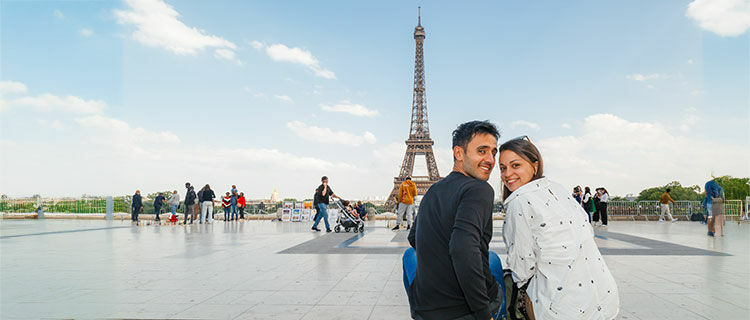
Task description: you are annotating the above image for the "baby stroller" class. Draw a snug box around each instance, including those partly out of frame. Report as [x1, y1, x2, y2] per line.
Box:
[332, 199, 365, 233]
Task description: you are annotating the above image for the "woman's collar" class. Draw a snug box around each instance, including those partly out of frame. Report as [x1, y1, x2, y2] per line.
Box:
[503, 177, 549, 205]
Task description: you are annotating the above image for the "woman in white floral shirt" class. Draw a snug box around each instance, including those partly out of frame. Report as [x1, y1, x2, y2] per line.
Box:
[499, 136, 619, 319]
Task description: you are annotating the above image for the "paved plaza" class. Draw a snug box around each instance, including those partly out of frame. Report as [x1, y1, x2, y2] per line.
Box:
[0, 219, 748, 319]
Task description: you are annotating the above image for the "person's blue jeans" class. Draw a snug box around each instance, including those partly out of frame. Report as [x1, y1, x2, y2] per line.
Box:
[402, 247, 506, 319]
[313, 203, 330, 230]
[231, 203, 238, 220]
[170, 204, 178, 216]
[224, 207, 230, 221]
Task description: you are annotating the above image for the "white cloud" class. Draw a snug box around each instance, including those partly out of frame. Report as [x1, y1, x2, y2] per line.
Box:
[54, 9, 64, 19]
[0, 81, 28, 96]
[510, 120, 540, 131]
[214, 48, 244, 65]
[79, 28, 93, 37]
[561, 123, 571, 129]
[286, 121, 376, 146]
[647, 84, 655, 89]
[76, 115, 180, 145]
[536, 113, 749, 196]
[8, 93, 106, 114]
[687, 59, 694, 64]
[686, 0, 750, 37]
[320, 101, 379, 117]
[274, 94, 293, 103]
[253, 42, 336, 79]
[626, 73, 662, 81]
[250, 40, 264, 50]
[114, 0, 237, 57]
[680, 107, 700, 132]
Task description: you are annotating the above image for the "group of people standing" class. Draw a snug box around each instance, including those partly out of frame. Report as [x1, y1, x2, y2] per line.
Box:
[129, 183, 246, 224]
[404, 121, 619, 320]
[573, 185, 610, 226]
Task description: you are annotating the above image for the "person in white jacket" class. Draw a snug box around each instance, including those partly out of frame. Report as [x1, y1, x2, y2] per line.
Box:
[499, 136, 619, 320]
[168, 190, 180, 218]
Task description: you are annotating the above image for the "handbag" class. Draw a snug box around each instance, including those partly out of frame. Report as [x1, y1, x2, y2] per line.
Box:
[503, 269, 535, 320]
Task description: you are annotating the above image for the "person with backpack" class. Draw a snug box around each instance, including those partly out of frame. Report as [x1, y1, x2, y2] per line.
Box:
[184, 183, 197, 224]
[499, 136, 619, 319]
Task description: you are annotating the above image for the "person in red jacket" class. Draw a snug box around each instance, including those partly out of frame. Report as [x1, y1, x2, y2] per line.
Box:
[238, 192, 246, 220]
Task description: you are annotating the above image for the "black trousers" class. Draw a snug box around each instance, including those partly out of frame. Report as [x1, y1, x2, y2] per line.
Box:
[154, 206, 161, 220]
[239, 206, 245, 219]
[131, 207, 140, 221]
[600, 202, 608, 225]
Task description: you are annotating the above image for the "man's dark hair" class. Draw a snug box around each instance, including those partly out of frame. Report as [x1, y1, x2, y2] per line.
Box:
[405, 177, 412, 181]
[666, 188, 671, 193]
[321, 176, 328, 182]
[185, 182, 191, 187]
[452, 120, 500, 150]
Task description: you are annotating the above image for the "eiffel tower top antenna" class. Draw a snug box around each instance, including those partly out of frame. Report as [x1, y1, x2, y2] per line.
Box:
[418, 7, 421, 26]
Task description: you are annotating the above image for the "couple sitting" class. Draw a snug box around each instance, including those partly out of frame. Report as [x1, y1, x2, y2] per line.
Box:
[403, 121, 620, 320]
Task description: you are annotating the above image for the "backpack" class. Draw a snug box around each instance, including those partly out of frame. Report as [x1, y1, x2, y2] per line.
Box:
[503, 269, 535, 320]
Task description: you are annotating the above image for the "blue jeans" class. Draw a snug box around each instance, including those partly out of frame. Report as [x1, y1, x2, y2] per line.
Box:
[231, 203, 238, 220]
[313, 203, 330, 230]
[224, 207, 230, 221]
[402, 247, 506, 319]
[170, 204, 178, 216]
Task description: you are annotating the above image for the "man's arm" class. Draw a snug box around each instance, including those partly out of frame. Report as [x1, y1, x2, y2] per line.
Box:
[448, 182, 494, 320]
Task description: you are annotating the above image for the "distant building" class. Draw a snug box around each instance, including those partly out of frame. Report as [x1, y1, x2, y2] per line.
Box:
[270, 188, 279, 202]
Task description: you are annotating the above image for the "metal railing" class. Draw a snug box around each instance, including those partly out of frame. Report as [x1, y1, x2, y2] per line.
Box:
[607, 200, 745, 217]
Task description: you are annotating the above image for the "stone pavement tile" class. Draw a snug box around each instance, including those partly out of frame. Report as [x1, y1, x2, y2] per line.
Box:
[376, 289, 409, 306]
[657, 293, 750, 320]
[203, 290, 276, 305]
[171, 303, 254, 319]
[368, 305, 412, 320]
[300, 305, 375, 320]
[106, 302, 194, 319]
[620, 293, 709, 320]
[261, 289, 329, 305]
[317, 290, 354, 306]
[234, 304, 312, 320]
[331, 279, 387, 292]
[281, 279, 340, 291]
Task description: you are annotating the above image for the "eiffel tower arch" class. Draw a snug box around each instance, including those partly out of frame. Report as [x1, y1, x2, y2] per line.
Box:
[385, 8, 442, 211]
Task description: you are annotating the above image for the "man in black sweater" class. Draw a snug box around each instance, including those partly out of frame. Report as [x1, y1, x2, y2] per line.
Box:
[407, 120, 501, 320]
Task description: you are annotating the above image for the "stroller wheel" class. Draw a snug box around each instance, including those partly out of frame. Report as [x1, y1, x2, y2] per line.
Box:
[359, 225, 364, 232]
[353, 227, 358, 233]
[345, 227, 351, 232]
[334, 226, 341, 233]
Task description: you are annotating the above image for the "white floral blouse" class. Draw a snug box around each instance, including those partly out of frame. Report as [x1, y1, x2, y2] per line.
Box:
[503, 178, 620, 319]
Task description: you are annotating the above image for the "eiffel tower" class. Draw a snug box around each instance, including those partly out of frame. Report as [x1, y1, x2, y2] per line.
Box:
[385, 8, 441, 211]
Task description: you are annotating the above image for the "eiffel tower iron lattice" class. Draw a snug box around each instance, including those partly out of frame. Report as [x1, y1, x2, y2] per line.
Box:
[385, 8, 442, 211]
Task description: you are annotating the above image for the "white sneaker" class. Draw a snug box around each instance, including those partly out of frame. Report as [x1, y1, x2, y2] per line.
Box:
[658, 219, 664, 222]
[671, 218, 677, 222]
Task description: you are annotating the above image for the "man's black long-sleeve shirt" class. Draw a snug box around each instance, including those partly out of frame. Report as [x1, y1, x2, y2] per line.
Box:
[407, 171, 498, 320]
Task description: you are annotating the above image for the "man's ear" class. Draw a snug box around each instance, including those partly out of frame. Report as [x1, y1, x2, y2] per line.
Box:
[453, 145, 465, 162]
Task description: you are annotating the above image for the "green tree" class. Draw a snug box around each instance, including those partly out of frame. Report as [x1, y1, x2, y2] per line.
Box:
[637, 181, 702, 201]
[713, 175, 750, 200]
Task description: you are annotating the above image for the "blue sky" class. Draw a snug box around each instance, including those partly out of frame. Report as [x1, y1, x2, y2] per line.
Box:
[1, 0, 748, 200]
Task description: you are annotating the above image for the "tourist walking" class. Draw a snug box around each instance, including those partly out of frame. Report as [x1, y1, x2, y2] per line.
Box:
[659, 188, 678, 222]
[200, 184, 215, 223]
[356, 201, 366, 220]
[238, 192, 246, 220]
[405, 121, 504, 320]
[222, 192, 231, 221]
[131, 190, 143, 222]
[392, 176, 418, 230]
[312, 176, 338, 232]
[499, 136, 619, 319]
[153, 192, 166, 221]
[168, 190, 180, 219]
[704, 179, 725, 236]
[184, 183, 197, 224]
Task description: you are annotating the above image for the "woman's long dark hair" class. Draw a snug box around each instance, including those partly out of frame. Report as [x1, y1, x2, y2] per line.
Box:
[499, 138, 544, 200]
